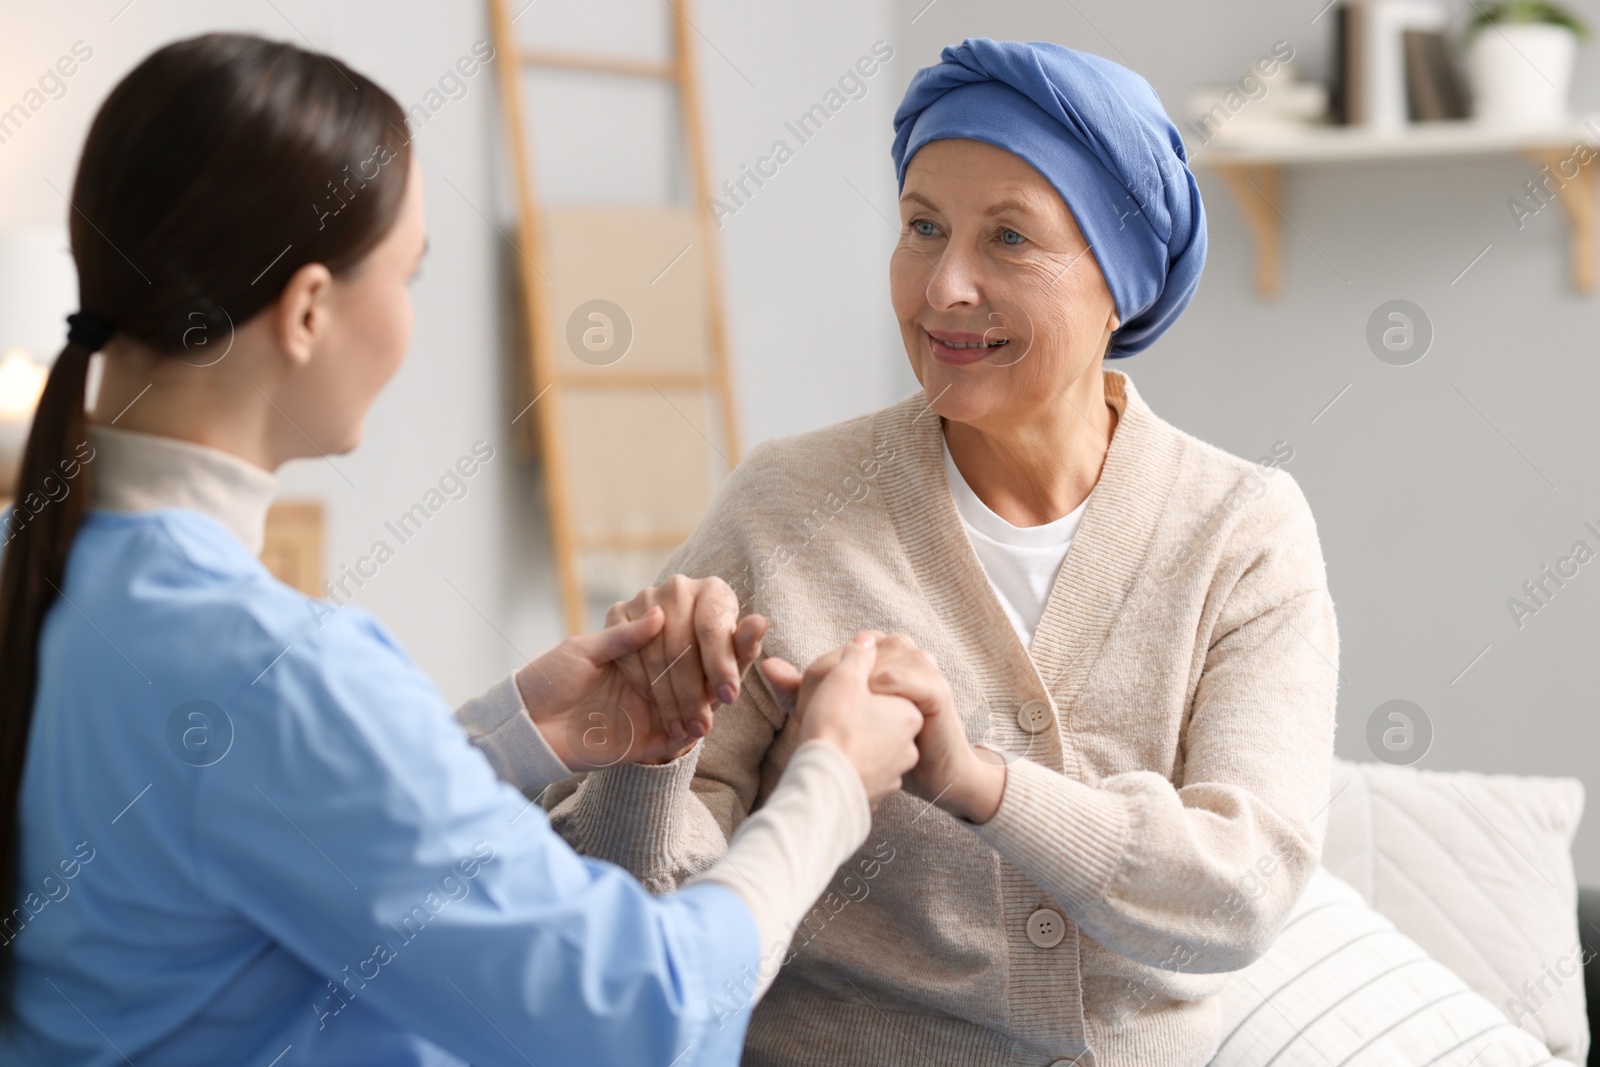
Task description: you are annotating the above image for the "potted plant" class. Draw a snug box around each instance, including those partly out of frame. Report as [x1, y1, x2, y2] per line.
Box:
[1465, 1, 1590, 124]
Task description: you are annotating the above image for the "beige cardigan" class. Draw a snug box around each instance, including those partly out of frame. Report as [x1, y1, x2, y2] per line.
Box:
[545, 368, 1339, 1067]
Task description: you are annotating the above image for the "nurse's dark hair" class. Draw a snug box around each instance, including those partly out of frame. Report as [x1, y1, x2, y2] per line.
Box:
[0, 32, 410, 1005]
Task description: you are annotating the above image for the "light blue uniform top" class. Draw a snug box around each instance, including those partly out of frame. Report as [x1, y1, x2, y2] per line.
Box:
[6, 500, 760, 1065]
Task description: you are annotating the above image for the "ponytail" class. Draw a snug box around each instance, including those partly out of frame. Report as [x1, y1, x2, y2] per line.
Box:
[0, 31, 410, 1010]
[0, 330, 96, 1000]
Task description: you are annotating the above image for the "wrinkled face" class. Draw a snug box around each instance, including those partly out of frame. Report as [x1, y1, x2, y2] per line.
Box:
[298, 153, 427, 454]
[890, 138, 1120, 426]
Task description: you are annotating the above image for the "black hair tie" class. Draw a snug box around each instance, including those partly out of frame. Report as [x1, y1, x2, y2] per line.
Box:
[65, 311, 115, 352]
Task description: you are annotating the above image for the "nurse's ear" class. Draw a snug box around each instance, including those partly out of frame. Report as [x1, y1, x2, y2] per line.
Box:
[267, 261, 336, 367]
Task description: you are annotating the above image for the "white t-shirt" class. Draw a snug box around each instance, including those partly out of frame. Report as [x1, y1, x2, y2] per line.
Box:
[941, 433, 1090, 647]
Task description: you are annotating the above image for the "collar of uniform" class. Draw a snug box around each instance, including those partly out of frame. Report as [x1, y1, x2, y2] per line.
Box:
[86, 424, 279, 556]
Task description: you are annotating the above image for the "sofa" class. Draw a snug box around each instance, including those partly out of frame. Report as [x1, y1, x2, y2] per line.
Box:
[1210, 758, 1594, 1067]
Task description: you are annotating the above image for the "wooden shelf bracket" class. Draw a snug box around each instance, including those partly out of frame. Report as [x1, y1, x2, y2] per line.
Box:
[1216, 163, 1284, 298]
[1195, 117, 1600, 297]
[1523, 147, 1597, 294]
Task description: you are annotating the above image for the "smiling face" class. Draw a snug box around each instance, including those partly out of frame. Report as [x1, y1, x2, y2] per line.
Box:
[890, 138, 1120, 428]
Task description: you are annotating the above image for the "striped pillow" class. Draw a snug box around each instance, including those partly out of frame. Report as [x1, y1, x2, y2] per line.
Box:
[1319, 758, 1587, 1063]
[1211, 867, 1572, 1067]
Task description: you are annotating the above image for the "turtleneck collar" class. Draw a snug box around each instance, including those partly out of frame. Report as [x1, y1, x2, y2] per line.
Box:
[86, 424, 279, 556]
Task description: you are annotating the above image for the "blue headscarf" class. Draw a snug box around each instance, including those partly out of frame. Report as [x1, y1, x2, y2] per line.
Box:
[891, 39, 1206, 359]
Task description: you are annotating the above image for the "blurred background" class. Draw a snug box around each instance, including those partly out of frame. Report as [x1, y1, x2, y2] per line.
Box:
[1, 0, 1596, 881]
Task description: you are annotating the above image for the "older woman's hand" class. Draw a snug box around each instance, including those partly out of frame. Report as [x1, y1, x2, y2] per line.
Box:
[761, 632, 1006, 823]
[603, 575, 768, 758]
[516, 576, 767, 769]
[759, 632, 923, 808]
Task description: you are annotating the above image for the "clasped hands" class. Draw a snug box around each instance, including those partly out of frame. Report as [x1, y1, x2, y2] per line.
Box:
[513, 574, 1005, 824]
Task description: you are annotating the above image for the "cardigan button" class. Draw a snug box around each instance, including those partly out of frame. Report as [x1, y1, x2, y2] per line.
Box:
[1026, 908, 1065, 948]
[1016, 699, 1053, 734]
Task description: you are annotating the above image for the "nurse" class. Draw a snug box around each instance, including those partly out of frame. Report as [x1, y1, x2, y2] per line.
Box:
[0, 32, 925, 1066]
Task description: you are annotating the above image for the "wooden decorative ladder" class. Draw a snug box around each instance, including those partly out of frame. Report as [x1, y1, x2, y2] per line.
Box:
[487, 0, 743, 635]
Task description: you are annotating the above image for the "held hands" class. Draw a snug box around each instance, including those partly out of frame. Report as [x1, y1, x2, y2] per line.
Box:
[758, 632, 922, 808]
[761, 632, 1006, 823]
[513, 567, 1003, 820]
[515, 575, 767, 770]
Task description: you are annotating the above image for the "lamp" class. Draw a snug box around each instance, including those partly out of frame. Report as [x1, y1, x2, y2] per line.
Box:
[0, 225, 76, 498]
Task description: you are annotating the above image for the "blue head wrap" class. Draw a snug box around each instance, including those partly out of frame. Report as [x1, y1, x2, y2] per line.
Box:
[890, 39, 1206, 359]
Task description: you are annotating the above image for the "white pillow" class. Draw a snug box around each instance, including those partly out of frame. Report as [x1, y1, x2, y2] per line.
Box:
[1211, 866, 1574, 1066]
[1319, 758, 1588, 1064]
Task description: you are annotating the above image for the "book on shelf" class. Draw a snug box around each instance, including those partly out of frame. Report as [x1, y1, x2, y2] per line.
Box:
[1330, 0, 1453, 129]
[1402, 28, 1468, 120]
[1331, 1, 1367, 124]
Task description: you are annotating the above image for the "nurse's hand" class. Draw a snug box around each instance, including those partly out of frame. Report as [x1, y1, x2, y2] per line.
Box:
[514, 607, 694, 769]
[761, 631, 1005, 823]
[601, 575, 768, 758]
[758, 632, 923, 807]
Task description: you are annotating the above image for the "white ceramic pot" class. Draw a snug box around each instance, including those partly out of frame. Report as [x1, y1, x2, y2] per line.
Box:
[1467, 22, 1578, 125]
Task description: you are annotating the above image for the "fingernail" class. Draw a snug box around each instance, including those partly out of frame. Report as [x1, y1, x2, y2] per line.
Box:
[668, 722, 684, 742]
[690, 720, 708, 738]
[718, 683, 737, 705]
[853, 632, 875, 646]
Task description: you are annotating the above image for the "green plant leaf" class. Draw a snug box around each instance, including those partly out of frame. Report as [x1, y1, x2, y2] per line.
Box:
[1464, 0, 1590, 41]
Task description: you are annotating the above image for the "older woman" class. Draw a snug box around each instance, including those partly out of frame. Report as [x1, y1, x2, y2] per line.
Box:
[546, 38, 1338, 1067]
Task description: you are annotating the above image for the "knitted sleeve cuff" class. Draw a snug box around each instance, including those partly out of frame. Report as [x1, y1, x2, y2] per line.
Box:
[967, 756, 1132, 916]
[452, 671, 571, 795]
[566, 741, 709, 873]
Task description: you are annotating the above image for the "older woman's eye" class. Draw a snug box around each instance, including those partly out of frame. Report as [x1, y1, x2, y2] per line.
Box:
[999, 228, 1026, 246]
[910, 219, 941, 238]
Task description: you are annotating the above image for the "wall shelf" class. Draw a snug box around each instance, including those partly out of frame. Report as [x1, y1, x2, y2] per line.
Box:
[1189, 115, 1600, 296]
